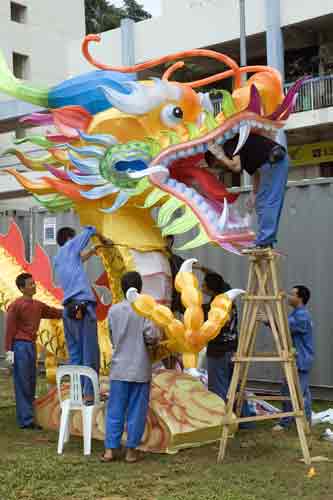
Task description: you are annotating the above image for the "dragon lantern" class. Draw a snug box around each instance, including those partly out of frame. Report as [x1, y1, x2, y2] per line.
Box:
[0, 35, 304, 373]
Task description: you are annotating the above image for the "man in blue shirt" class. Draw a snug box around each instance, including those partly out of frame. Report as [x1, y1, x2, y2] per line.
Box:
[273, 285, 314, 431]
[54, 226, 109, 402]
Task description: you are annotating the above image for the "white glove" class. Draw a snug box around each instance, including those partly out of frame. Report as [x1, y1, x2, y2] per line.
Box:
[5, 351, 14, 365]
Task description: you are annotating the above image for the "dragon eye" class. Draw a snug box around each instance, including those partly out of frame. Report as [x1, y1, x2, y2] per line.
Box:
[161, 104, 184, 128]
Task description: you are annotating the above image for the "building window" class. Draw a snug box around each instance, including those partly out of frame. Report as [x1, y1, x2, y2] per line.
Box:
[12, 52, 29, 79]
[43, 218, 57, 245]
[10, 2, 27, 23]
[320, 162, 333, 178]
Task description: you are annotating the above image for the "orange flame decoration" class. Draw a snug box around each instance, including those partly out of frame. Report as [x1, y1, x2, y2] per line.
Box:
[0, 222, 63, 302]
[0, 222, 110, 320]
[81, 34, 282, 90]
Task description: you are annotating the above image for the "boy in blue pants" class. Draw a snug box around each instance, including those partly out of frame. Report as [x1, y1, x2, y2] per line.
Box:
[54, 226, 110, 403]
[102, 272, 159, 463]
[5, 273, 63, 429]
[209, 134, 289, 248]
[273, 285, 314, 431]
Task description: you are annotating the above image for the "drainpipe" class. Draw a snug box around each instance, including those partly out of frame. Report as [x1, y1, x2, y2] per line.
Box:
[265, 0, 287, 147]
[239, 0, 251, 187]
[121, 18, 136, 78]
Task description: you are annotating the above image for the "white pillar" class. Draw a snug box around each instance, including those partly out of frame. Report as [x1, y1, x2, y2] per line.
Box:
[239, 0, 251, 187]
[120, 18, 136, 71]
[265, 0, 287, 147]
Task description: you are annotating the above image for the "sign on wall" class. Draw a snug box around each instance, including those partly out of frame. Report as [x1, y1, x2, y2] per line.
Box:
[289, 141, 333, 167]
[43, 217, 57, 245]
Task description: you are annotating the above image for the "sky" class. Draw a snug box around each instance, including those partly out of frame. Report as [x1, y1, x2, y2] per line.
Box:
[111, 0, 162, 17]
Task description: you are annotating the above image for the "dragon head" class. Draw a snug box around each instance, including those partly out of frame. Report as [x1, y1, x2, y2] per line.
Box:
[1, 35, 305, 254]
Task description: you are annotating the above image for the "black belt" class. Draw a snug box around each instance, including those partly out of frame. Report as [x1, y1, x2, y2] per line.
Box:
[269, 145, 286, 164]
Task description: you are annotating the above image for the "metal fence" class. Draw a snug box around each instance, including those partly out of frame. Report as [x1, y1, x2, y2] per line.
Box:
[284, 75, 333, 113]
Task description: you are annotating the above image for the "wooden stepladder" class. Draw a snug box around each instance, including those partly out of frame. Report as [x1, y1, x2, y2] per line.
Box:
[217, 248, 311, 465]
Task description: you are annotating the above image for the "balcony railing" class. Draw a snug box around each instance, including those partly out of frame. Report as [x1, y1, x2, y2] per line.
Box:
[211, 74, 333, 116]
[284, 75, 333, 113]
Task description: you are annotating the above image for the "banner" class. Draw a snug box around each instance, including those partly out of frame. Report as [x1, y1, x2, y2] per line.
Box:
[289, 141, 333, 167]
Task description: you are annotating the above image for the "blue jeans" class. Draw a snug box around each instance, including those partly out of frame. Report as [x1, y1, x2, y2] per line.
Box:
[279, 370, 312, 428]
[207, 352, 233, 401]
[13, 341, 37, 428]
[255, 154, 289, 246]
[105, 380, 150, 449]
[207, 353, 254, 422]
[63, 303, 100, 397]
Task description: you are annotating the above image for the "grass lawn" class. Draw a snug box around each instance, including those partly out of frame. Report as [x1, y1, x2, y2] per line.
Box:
[1, 370, 333, 500]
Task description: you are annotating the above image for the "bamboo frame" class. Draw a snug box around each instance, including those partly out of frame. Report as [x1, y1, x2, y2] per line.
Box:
[217, 248, 311, 464]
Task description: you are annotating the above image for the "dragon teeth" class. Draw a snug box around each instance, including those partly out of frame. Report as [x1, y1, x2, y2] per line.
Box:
[166, 178, 177, 188]
[207, 210, 217, 223]
[184, 187, 194, 198]
[193, 194, 205, 205]
[216, 136, 225, 145]
[195, 144, 205, 153]
[186, 147, 196, 156]
[174, 182, 187, 193]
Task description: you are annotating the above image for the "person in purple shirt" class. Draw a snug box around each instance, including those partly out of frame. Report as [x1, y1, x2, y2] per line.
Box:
[273, 285, 314, 431]
[54, 226, 109, 403]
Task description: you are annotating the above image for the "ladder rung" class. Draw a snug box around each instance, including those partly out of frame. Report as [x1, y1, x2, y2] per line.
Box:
[241, 248, 275, 255]
[235, 394, 291, 401]
[243, 295, 283, 301]
[222, 411, 304, 425]
[233, 356, 288, 362]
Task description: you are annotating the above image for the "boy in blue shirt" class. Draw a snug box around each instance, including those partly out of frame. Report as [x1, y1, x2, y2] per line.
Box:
[54, 226, 109, 403]
[273, 285, 314, 431]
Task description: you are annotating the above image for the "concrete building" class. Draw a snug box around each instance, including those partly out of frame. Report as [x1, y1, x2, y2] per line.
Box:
[0, 0, 85, 209]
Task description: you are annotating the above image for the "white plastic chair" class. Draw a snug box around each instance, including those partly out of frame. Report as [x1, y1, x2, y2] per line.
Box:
[56, 365, 100, 456]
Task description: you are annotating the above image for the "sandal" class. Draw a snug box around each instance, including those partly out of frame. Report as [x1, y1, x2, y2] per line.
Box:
[125, 450, 144, 463]
[100, 453, 114, 463]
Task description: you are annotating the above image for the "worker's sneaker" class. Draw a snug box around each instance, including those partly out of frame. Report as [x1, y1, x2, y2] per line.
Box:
[321, 428, 333, 442]
[272, 424, 286, 432]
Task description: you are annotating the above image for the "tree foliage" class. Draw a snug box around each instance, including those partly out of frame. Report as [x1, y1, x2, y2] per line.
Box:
[85, 0, 151, 34]
[122, 0, 151, 22]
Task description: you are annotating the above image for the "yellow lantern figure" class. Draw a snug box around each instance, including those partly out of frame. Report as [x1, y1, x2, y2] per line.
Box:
[127, 259, 244, 366]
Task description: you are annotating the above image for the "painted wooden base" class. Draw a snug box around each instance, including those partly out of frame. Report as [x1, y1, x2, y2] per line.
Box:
[35, 370, 234, 454]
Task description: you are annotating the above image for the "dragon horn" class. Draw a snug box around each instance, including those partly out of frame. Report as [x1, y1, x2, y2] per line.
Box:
[225, 289, 245, 301]
[179, 259, 198, 273]
[0, 50, 49, 107]
[126, 287, 140, 303]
